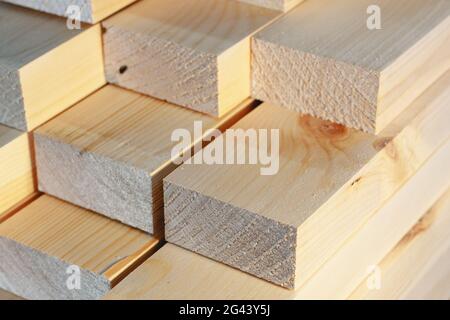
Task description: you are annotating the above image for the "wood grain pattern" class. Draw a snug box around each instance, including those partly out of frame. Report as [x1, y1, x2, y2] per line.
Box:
[34, 85, 256, 234]
[0, 2, 105, 131]
[3, 0, 137, 23]
[0, 125, 35, 220]
[164, 71, 450, 289]
[350, 189, 450, 300]
[0, 195, 160, 300]
[238, 0, 303, 11]
[106, 149, 450, 300]
[252, 0, 450, 133]
[102, 0, 279, 116]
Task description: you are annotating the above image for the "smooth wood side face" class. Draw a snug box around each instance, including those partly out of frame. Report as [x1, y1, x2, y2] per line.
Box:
[20, 24, 106, 130]
[164, 72, 450, 288]
[376, 16, 450, 132]
[293, 137, 450, 298]
[238, 0, 303, 11]
[103, 0, 279, 116]
[0, 126, 35, 219]
[0, 195, 159, 300]
[3, 0, 137, 23]
[34, 85, 254, 233]
[251, 0, 450, 133]
[350, 189, 450, 300]
[0, 3, 105, 130]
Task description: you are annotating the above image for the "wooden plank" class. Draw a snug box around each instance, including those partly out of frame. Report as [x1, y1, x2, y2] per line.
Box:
[102, 0, 280, 117]
[164, 71, 450, 289]
[0, 2, 105, 131]
[350, 189, 450, 300]
[0, 125, 35, 221]
[34, 85, 256, 235]
[252, 0, 450, 133]
[238, 0, 303, 11]
[0, 288, 23, 300]
[0, 195, 160, 300]
[105, 134, 450, 299]
[3, 0, 137, 23]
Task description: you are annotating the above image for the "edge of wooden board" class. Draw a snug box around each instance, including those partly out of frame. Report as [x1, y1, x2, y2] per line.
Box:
[163, 71, 450, 288]
[0, 195, 161, 300]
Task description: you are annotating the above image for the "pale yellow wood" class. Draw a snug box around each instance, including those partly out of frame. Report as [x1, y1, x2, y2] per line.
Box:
[3, 0, 137, 23]
[0, 288, 22, 300]
[164, 71, 450, 288]
[0, 195, 160, 300]
[102, 0, 280, 116]
[350, 189, 450, 300]
[106, 141, 450, 299]
[0, 125, 35, 220]
[34, 85, 256, 234]
[238, 0, 303, 11]
[252, 0, 450, 133]
[0, 2, 106, 131]
[292, 138, 450, 299]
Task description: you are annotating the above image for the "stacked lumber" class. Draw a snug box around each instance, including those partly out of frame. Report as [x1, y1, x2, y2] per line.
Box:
[252, 0, 450, 133]
[0, 125, 35, 222]
[102, 0, 280, 116]
[164, 72, 450, 289]
[0, 195, 160, 300]
[0, 2, 105, 131]
[350, 190, 450, 300]
[34, 86, 255, 234]
[0, 0, 448, 301]
[106, 189, 450, 300]
[2, 0, 137, 23]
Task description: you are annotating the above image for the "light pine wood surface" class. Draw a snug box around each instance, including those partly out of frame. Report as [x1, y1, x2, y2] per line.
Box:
[106, 154, 450, 300]
[252, 0, 450, 133]
[0, 125, 35, 220]
[0, 2, 105, 131]
[3, 0, 137, 23]
[102, 0, 279, 116]
[0, 195, 160, 300]
[34, 85, 256, 234]
[351, 189, 450, 300]
[164, 71, 450, 289]
[238, 0, 303, 11]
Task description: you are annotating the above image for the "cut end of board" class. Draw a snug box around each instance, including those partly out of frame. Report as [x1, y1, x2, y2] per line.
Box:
[164, 181, 298, 289]
[251, 0, 450, 133]
[0, 195, 159, 300]
[102, 0, 279, 116]
[3, 0, 138, 23]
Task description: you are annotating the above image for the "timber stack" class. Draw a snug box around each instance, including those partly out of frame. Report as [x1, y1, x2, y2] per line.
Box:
[0, 0, 449, 300]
